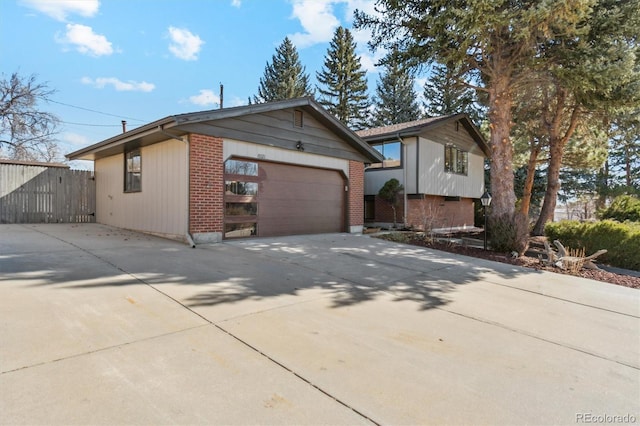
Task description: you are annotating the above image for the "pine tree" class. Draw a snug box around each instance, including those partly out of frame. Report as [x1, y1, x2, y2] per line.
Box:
[355, 0, 595, 223]
[253, 37, 312, 103]
[423, 63, 483, 125]
[371, 57, 420, 126]
[316, 26, 370, 130]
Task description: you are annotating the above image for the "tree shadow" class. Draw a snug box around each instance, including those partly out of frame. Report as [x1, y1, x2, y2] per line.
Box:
[1, 225, 544, 314]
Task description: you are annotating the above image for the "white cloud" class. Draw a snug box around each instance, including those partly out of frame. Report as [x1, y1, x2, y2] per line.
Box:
[82, 77, 155, 92]
[288, 0, 340, 48]
[168, 26, 204, 61]
[57, 23, 113, 56]
[62, 132, 91, 147]
[231, 0, 241, 7]
[20, 0, 99, 21]
[188, 89, 220, 106]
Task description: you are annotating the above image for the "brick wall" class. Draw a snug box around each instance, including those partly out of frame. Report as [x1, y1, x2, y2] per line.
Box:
[373, 194, 405, 224]
[369, 193, 474, 230]
[406, 195, 474, 230]
[348, 161, 364, 226]
[189, 134, 223, 235]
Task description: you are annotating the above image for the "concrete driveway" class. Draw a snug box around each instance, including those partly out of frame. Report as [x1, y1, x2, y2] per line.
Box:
[1, 224, 638, 425]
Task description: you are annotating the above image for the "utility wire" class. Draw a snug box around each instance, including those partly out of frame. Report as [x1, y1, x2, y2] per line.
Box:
[61, 121, 121, 127]
[43, 97, 147, 122]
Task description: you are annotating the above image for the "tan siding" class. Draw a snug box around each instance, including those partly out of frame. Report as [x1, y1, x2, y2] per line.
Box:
[423, 121, 485, 156]
[418, 136, 484, 198]
[95, 139, 187, 240]
[223, 139, 349, 176]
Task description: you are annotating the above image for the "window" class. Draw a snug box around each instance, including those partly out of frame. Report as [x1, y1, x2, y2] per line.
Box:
[225, 202, 258, 216]
[224, 159, 259, 239]
[444, 145, 468, 175]
[225, 223, 257, 238]
[370, 141, 402, 169]
[124, 149, 141, 192]
[225, 160, 258, 176]
[225, 181, 258, 195]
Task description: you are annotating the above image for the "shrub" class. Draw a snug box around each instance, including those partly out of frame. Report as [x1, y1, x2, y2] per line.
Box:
[598, 195, 640, 222]
[545, 220, 640, 271]
[488, 211, 530, 255]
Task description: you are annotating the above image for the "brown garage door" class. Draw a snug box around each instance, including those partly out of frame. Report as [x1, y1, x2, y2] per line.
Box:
[224, 159, 345, 238]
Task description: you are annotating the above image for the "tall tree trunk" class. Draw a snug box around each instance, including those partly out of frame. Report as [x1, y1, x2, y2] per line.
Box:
[488, 75, 516, 219]
[532, 91, 581, 235]
[533, 140, 564, 235]
[519, 142, 541, 218]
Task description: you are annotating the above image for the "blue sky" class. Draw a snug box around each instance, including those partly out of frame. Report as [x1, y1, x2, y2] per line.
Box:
[1, 0, 410, 167]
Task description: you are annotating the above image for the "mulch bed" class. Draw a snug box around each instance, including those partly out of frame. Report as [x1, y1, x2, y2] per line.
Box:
[375, 232, 640, 289]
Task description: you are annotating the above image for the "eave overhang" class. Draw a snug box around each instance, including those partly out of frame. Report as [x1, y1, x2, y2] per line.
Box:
[66, 97, 383, 163]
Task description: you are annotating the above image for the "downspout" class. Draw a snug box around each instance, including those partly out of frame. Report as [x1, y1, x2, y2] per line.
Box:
[158, 126, 196, 248]
[397, 132, 408, 228]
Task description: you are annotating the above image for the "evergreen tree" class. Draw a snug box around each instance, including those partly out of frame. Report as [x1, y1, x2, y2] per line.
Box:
[530, 0, 640, 235]
[423, 63, 483, 125]
[608, 110, 640, 193]
[253, 37, 312, 103]
[356, 0, 596, 223]
[371, 57, 420, 126]
[316, 26, 370, 129]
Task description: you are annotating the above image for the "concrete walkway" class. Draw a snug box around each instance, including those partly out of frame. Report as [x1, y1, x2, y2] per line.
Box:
[1, 224, 638, 425]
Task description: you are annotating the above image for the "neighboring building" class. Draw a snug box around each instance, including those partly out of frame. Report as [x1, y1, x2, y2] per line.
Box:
[357, 114, 490, 231]
[66, 97, 382, 244]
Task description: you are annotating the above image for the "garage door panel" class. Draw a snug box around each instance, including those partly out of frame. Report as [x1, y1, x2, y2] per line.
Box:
[258, 161, 344, 237]
[224, 159, 345, 238]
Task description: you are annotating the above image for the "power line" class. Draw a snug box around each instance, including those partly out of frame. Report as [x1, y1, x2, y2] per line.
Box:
[43, 98, 147, 122]
[61, 121, 121, 127]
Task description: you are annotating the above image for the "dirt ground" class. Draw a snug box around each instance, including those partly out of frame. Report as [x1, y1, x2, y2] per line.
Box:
[375, 232, 640, 289]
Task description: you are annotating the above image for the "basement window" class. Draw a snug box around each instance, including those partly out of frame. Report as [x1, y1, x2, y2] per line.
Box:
[124, 149, 141, 192]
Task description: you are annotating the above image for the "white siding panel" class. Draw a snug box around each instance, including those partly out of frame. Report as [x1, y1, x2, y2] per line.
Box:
[95, 139, 187, 240]
[418, 137, 484, 198]
[223, 139, 349, 176]
[364, 168, 404, 195]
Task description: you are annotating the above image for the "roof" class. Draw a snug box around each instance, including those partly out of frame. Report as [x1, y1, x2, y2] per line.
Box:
[356, 114, 490, 157]
[66, 97, 383, 163]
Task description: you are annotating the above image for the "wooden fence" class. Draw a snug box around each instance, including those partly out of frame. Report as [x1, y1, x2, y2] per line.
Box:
[0, 162, 96, 224]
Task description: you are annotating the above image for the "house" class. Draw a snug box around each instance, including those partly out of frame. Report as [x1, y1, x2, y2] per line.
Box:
[66, 97, 382, 245]
[356, 114, 490, 231]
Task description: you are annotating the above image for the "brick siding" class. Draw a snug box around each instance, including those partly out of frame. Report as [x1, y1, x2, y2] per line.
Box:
[348, 161, 364, 226]
[189, 134, 223, 234]
[369, 193, 474, 230]
[406, 195, 474, 230]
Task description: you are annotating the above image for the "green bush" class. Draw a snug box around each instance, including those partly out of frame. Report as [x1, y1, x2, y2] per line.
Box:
[545, 220, 640, 271]
[488, 212, 530, 255]
[598, 195, 640, 222]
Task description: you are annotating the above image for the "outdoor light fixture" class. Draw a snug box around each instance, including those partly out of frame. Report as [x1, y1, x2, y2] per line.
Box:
[480, 191, 492, 250]
[296, 141, 304, 151]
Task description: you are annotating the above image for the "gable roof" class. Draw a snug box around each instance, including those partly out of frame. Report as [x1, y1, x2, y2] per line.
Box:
[66, 97, 383, 163]
[356, 114, 490, 157]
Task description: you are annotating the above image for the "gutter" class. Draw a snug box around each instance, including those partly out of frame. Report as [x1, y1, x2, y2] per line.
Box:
[397, 132, 408, 228]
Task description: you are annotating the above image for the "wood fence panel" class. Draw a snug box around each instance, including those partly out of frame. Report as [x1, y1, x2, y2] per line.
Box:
[0, 164, 95, 224]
